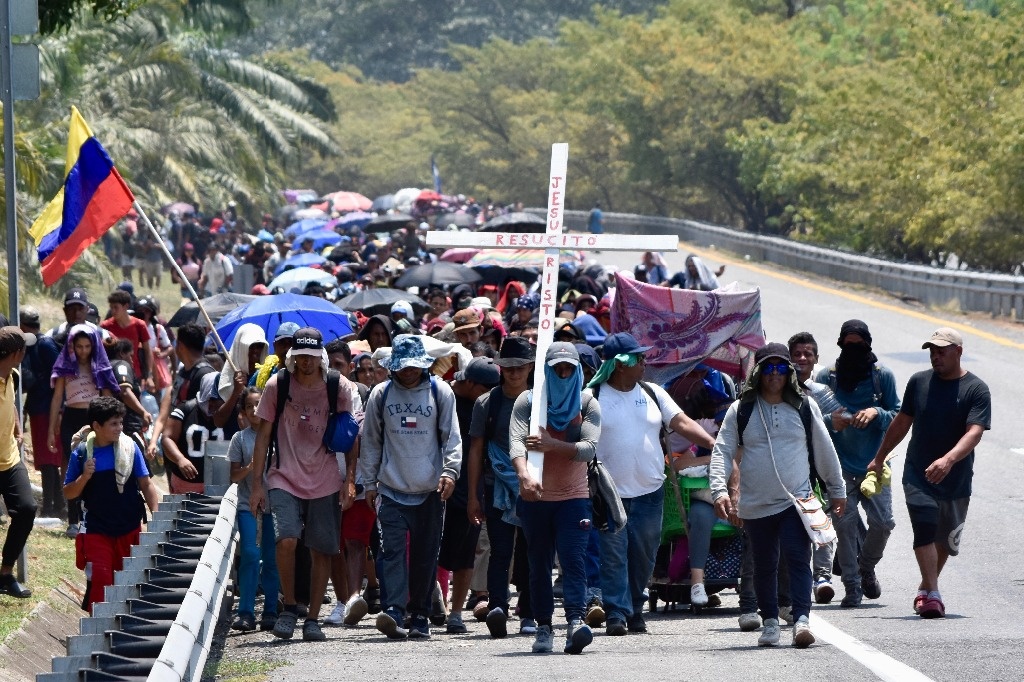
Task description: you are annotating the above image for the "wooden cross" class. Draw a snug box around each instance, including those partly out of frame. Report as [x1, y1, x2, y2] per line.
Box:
[426, 144, 678, 480]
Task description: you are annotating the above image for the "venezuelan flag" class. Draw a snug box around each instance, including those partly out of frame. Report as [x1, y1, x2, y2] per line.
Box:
[30, 106, 135, 286]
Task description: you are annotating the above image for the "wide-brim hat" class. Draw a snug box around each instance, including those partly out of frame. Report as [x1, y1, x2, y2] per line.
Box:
[383, 334, 435, 372]
[494, 335, 536, 367]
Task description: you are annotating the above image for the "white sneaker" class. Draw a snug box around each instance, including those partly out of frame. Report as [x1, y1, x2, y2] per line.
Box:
[343, 595, 368, 625]
[792, 615, 815, 648]
[738, 612, 762, 631]
[778, 605, 794, 625]
[758, 618, 781, 647]
[323, 601, 346, 626]
[690, 583, 709, 607]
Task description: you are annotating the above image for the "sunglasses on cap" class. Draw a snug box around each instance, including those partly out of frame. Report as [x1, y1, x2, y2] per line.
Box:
[761, 363, 790, 376]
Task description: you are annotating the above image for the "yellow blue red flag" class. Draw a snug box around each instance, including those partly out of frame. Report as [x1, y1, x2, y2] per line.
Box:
[30, 106, 135, 286]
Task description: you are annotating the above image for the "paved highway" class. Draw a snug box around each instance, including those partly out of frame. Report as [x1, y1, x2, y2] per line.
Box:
[208, 241, 1021, 682]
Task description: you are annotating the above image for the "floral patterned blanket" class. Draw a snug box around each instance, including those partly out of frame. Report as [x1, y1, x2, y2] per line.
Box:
[610, 274, 765, 385]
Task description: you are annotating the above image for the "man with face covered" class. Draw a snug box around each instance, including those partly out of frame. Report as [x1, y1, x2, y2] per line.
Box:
[815, 320, 901, 608]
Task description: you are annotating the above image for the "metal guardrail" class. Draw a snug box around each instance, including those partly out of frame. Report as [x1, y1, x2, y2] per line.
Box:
[546, 209, 1024, 319]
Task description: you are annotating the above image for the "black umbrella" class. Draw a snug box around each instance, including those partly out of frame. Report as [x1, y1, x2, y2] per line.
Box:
[471, 265, 540, 286]
[394, 261, 482, 289]
[166, 293, 258, 327]
[435, 212, 477, 229]
[367, 212, 414, 230]
[337, 288, 430, 317]
[479, 211, 547, 233]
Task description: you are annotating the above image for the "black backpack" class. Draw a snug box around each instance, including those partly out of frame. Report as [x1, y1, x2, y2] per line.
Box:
[268, 368, 343, 469]
[735, 397, 822, 488]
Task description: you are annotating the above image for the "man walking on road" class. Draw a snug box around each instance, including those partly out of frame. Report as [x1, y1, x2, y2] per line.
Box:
[249, 328, 358, 642]
[816, 321, 901, 608]
[360, 335, 462, 641]
[869, 328, 990, 619]
[589, 332, 716, 635]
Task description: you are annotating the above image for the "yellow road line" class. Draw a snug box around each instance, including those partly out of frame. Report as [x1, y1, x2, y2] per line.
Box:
[677, 241, 1024, 351]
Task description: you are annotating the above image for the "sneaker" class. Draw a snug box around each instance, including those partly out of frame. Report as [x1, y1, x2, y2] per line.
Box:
[564, 620, 593, 654]
[430, 582, 449, 626]
[473, 599, 491, 621]
[913, 591, 927, 615]
[778, 605, 794, 625]
[585, 598, 606, 626]
[302, 619, 326, 641]
[363, 586, 382, 615]
[918, 596, 945, 619]
[65, 523, 80, 539]
[272, 610, 298, 640]
[814, 579, 835, 604]
[343, 595, 368, 625]
[738, 612, 762, 632]
[690, 583, 709, 607]
[520, 618, 538, 635]
[486, 606, 508, 638]
[323, 601, 346, 626]
[376, 608, 409, 639]
[627, 613, 647, 633]
[861, 569, 882, 600]
[707, 593, 722, 608]
[758, 618, 781, 647]
[792, 615, 815, 648]
[259, 612, 277, 631]
[532, 624, 554, 653]
[446, 612, 467, 634]
[606, 618, 627, 636]
[841, 589, 863, 608]
[231, 612, 256, 632]
[0, 574, 32, 599]
[408, 615, 431, 639]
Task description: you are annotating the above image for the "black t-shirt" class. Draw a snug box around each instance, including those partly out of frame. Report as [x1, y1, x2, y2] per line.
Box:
[902, 370, 991, 499]
[112, 359, 144, 436]
[165, 399, 237, 481]
[450, 394, 477, 509]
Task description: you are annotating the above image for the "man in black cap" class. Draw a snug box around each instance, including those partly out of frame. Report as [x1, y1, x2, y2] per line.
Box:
[46, 288, 104, 348]
[815, 320, 901, 608]
[0, 326, 37, 598]
[467, 335, 537, 638]
[441, 357, 501, 634]
[589, 332, 716, 635]
[249, 327, 359, 642]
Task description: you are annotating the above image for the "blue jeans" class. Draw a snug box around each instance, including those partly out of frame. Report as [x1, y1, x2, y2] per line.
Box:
[686, 500, 716, 570]
[518, 497, 590, 624]
[598, 487, 663, 621]
[744, 506, 812, 621]
[236, 509, 280, 617]
[377, 493, 444, 618]
[834, 472, 894, 593]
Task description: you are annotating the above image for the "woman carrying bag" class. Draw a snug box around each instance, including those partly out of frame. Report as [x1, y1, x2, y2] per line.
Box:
[709, 343, 847, 649]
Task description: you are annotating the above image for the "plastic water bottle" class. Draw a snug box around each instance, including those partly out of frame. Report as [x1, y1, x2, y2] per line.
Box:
[804, 381, 853, 420]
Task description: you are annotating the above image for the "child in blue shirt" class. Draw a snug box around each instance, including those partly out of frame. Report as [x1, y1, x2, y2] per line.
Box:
[64, 397, 161, 613]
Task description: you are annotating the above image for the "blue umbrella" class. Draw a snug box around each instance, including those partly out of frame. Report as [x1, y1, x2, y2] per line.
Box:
[257, 229, 275, 242]
[294, 228, 343, 251]
[284, 218, 328, 239]
[333, 211, 374, 231]
[267, 266, 337, 293]
[215, 293, 353, 348]
[275, 252, 328, 275]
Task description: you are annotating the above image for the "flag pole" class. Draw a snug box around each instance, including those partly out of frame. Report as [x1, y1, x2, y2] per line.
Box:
[132, 201, 238, 373]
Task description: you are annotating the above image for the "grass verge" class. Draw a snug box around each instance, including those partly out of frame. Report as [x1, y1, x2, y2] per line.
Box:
[204, 658, 288, 682]
[0, 523, 79, 642]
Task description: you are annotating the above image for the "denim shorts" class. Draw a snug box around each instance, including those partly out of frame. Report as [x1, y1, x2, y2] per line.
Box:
[269, 488, 341, 555]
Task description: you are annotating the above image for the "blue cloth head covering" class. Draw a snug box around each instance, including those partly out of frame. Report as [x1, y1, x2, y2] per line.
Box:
[544, 363, 583, 431]
[50, 324, 119, 393]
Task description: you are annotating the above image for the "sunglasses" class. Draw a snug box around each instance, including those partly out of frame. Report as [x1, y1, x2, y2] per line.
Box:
[761, 363, 790, 376]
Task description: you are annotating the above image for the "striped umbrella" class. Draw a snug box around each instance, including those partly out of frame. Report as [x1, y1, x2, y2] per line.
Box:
[466, 249, 582, 269]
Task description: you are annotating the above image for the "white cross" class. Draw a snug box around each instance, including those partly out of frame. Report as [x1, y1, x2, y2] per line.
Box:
[427, 144, 678, 480]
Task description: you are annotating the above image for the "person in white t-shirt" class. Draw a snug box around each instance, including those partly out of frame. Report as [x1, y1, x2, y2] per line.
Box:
[588, 332, 715, 636]
[198, 242, 233, 296]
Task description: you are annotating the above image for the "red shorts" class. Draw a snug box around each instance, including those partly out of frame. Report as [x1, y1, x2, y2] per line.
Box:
[30, 413, 62, 468]
[341, 499, 376, 545]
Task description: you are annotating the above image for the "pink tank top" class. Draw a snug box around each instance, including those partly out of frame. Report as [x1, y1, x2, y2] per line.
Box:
[64, 372, 100, 406]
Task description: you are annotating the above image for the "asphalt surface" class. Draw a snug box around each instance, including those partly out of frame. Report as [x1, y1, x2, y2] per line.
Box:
[208, 242, 1023, 682]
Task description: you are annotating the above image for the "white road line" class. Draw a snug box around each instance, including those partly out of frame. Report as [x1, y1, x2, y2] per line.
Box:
[812, 614, 936, 682]
[1010, 448, 1024, 456]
